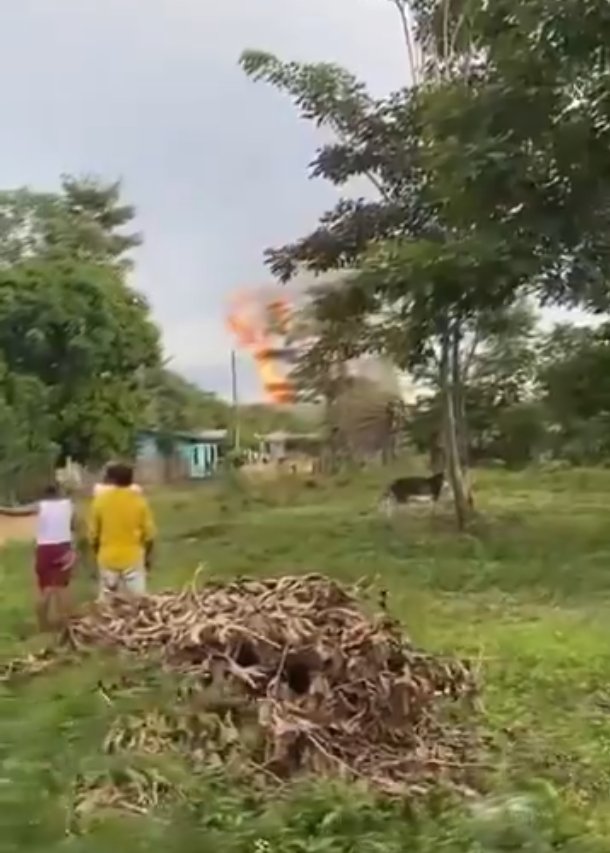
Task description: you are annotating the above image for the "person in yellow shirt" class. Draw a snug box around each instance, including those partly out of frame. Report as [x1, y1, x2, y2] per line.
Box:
[88, 462, 156, 597]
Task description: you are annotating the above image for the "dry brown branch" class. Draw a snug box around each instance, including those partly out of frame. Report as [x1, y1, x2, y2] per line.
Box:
[64, 574, 482, 799]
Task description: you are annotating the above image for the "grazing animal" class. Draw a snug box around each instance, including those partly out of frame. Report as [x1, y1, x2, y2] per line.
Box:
[379, 472, 445, 516]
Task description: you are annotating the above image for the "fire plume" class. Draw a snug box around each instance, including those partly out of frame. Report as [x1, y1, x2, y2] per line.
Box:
[226, 289, 296, 405]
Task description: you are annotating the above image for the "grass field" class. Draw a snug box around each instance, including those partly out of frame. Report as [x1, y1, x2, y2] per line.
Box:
[2, 466, 610, 851]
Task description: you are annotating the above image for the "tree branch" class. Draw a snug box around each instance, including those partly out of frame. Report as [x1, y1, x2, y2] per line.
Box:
[462, 323, 482, 382]
[389, 0, 420, 85]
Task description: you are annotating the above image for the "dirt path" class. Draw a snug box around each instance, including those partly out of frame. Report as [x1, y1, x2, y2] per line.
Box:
[0, 514, 36, 546]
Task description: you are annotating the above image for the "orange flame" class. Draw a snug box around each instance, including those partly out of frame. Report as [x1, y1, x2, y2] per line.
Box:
[226, 289, 296, 404]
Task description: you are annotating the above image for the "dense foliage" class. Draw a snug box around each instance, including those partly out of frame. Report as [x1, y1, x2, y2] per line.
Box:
[0, 178, 161, 498]
[406, 309, 602, 468]
[241, 0, 610, 522]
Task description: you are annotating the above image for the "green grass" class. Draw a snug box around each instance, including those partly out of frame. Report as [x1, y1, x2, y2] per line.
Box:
[3, 466, 610, 850]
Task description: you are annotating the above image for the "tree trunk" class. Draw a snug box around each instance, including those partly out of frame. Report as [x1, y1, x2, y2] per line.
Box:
[451, 321, 474, 508]
[323, 387, 340, 474]
[381, 402, 394, 465]
[430, 433, 445, 474]
[451, 321, 469, 469]
[440, 326, 470, 531]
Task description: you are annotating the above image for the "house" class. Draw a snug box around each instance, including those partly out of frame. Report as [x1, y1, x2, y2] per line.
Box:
[256, 431, 322, 471]
[135, 428, 228, 484]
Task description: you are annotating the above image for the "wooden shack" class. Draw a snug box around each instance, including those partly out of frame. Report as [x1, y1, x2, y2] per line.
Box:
[135, 428, 227, 484]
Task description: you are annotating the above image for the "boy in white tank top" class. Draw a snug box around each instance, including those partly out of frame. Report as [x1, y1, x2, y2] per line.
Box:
[35, 483, 75, 630]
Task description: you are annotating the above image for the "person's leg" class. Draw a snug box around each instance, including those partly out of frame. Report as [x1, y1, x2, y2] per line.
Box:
[36, 587, 53, 631]
[34, 546, 53, 631]
[98, 568, 119, 601]
[46, 588, 61, 630]
[123, 566, 146, 596]
[54, 586, 72, 626]
[52, 548, 74, 627]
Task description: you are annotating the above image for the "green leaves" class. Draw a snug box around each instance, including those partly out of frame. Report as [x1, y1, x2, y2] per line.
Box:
[0, 179, 162, 470]
[418, 0, 610, 303]
[240, 51, 372, 133]
[241, 51, 428, 286]
[536, 322, 610, 463]
[240, 3, 610, 496]
[0, 260, 160, 464]
[0, 177, 141, 271]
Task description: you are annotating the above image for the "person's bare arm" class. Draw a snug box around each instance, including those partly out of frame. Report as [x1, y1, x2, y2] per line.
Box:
[88, 500, 101, 559]
[71, 503, 83, 542]
[141, 500, 157, 571]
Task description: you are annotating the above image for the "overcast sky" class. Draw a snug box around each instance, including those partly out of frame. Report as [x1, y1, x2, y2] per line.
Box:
[0, 0, 411, 400]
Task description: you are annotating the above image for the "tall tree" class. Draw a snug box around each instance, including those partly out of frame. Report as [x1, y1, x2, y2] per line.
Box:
[289, 282, 371, 397]
[411, 0, 610, 308]
[0, 176, 141, 270]
[239, 47, 491, 526]
[0, 259, 160, 464]
[408, 302, 544, 466]
[286, 282, 403, 467]
[51, 175, 142, 268]
[241, 0, 610, 526]
[0, 176, 159, 470]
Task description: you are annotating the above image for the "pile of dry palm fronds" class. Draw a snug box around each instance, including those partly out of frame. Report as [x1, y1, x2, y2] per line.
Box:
[0, 647, 67, 683]
[66, 574, 482, 797]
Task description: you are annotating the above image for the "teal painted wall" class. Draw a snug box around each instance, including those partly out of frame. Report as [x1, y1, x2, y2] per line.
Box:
[176, 440, 218, 479]
[136, 433, 221, 479]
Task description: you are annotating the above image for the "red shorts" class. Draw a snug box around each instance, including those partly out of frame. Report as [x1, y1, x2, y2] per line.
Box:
[35, 543, 74, 590]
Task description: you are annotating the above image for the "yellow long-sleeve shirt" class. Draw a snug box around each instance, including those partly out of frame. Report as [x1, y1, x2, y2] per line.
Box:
[88, 488, 156, 571]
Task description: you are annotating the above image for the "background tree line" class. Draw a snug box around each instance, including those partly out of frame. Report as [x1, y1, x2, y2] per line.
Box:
[284, 287, 610, 471]
[405, 305, 610, 469]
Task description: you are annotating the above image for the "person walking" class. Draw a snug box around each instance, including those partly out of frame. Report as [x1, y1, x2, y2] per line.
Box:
[88, 463, 156, 598]
[93, 461, 142, 497]
[34, 483, 76, 630]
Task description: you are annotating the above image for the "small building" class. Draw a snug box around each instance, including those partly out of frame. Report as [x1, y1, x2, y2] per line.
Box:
[256, 430, 322, 470]
[135, 428, 228, 484]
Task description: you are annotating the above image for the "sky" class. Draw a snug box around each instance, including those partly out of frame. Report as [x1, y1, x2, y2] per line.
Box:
[0, 0, 413, 400]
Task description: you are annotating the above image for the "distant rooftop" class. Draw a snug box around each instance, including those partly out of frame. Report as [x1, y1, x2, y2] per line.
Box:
[256, 430, 322, 442]
[139, 427, 228, 442]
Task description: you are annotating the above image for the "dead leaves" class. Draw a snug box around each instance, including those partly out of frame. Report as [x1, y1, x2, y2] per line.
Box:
[2, 575, 483, 817]
[73, 766, 174, 820]
[65, 574, 482, 802]
[0, 646, 67, 683]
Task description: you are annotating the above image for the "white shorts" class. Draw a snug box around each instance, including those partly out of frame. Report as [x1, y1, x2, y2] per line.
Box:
[98, 565, 146, 597]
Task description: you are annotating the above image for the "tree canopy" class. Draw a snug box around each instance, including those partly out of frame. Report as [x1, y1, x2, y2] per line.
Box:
[0, 177, 159, 477]
[0, 176, 141, 270]
[241, 0, 610, 525]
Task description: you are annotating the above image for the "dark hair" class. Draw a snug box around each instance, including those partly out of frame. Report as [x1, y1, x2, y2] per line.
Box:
[102, 460, 120, 483]
[111, 463, 134, 488]
[43, 483, 59, 499]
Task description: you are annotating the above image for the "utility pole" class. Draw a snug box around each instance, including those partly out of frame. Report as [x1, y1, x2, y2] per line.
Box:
[230, 349, 240, 451]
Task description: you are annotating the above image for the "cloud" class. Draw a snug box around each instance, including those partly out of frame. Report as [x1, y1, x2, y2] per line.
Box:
[0, 0, 409, 398]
